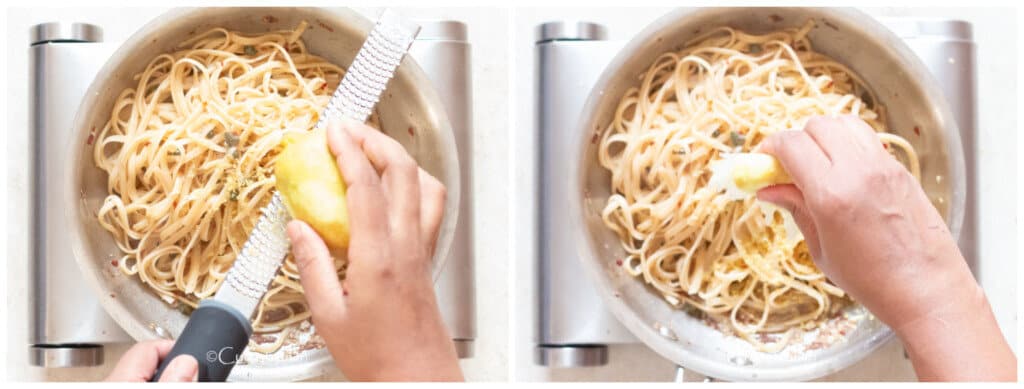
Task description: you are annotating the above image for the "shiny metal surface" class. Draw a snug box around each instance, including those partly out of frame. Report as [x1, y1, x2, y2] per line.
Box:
[567, 8, 965, 381]
[452, 339, 475, 359]
[65, 8, 460, 381]
[214, 193, 291, 319]
[30, 22, 102, 44]
[29, 346, 104, 368]
[417, 20, 468, 41]
[537, 21, 607, 42]
[535, 346, 608, 367]
[536, 35, 634, 356]
[411, 20, 477, 358]
[28, 24, 130, 368]
[883, 18, 978, 278]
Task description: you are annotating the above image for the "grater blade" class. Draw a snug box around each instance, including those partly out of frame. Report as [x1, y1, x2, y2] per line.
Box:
[213, 9, 422, 318]
[316, 9, 421, 127]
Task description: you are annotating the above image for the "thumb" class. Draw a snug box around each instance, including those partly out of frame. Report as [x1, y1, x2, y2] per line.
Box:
[757, 184, 822, 259]
[157, 355, 198, 382]
[287, 220, 347, 323]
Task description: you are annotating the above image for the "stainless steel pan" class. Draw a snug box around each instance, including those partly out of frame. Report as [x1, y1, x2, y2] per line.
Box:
[65, 7, 460, 381]
[569, 7, 965, 381]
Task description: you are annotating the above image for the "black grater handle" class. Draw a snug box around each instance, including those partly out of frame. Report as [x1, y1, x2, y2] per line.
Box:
[150, 299, 252, 382]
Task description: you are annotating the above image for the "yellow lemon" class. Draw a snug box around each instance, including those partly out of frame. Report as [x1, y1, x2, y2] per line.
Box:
[731, 153, 791, 193]
[274, 128, 350, 249]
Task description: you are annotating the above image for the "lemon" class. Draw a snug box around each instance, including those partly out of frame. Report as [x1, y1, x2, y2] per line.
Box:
[731, 153, 791, 193]
[709, 153, 792, 200]
[274, 128, 350, 249]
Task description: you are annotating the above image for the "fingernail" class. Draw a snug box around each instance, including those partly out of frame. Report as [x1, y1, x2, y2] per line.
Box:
[286, 221, 303, 241]
[294, 242, 311, 262]
[287, 222, 312, 247]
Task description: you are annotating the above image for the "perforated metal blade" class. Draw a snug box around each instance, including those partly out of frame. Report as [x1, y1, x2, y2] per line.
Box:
[214, 9, 421, 318]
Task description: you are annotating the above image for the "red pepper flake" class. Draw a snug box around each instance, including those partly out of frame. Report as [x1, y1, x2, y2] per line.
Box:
[86, 126, 97, 145]
[615, 259, 624, 266]
[110, 259, 118, 267]
[262, 15, 279, 24]
[407, 126, 415, 137]
[317, 20, 334, 33]
[320, 83, 328, 91]
[913, 126, 921, 136]
[882, 142, 889, 150]
[591, 133, 600, 144]
[109, 293, 116, 298]
[342, 289, 349, 296]
[825, 81, 834, 88]
[769, 14, 783, 23]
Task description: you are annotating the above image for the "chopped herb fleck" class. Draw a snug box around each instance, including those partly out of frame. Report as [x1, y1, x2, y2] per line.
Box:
[229, 189, 239, 201]
[224, 132, 240, 148]
[748, 43, 763, 54]
[243, 45, 257, 56]
[711, 129, 721, 137]
[169, 149, 182, 156]
[178, 304, 195, 315]
[206, 129, 216, 139]
[730, 131, 746, 147]
[682, 303, 704, 318]
[673, 148, 686, 155]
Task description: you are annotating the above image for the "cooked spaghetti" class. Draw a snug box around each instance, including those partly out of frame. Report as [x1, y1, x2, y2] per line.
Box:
[598, 21, 920, 351]
[93, 23, 370, 353]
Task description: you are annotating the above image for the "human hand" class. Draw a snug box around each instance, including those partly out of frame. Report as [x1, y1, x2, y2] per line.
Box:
[757, 115, 1013, 381]
[755, 115, 969, 328]
[286, 119, 462, 381]
[104, 340, 198, 382]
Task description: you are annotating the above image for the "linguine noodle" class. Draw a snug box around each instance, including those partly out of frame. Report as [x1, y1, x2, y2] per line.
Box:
[94, 23, 372, 353]
[598, 21, 920, 351]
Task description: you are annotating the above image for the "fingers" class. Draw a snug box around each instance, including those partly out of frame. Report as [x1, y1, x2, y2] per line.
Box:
[157, 355, 198, 382]
[757, 184, 822, 259]
[327, 119, 381, 189]
[804, 115, 884, 165]
[326, 118, 441, 268]
[327, 120, 388, 242]
[287, 220, 347, 322]
[759, 129, 831, 193]
[342, 120, 422, 236]
[418, 168, 447, 257]
[105, 339, 174, 381]
[838, 114, 888, 153]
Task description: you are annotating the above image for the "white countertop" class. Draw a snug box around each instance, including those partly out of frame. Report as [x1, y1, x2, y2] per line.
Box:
[510, 6, 1017, 382]
[3, 6, 509, 382]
